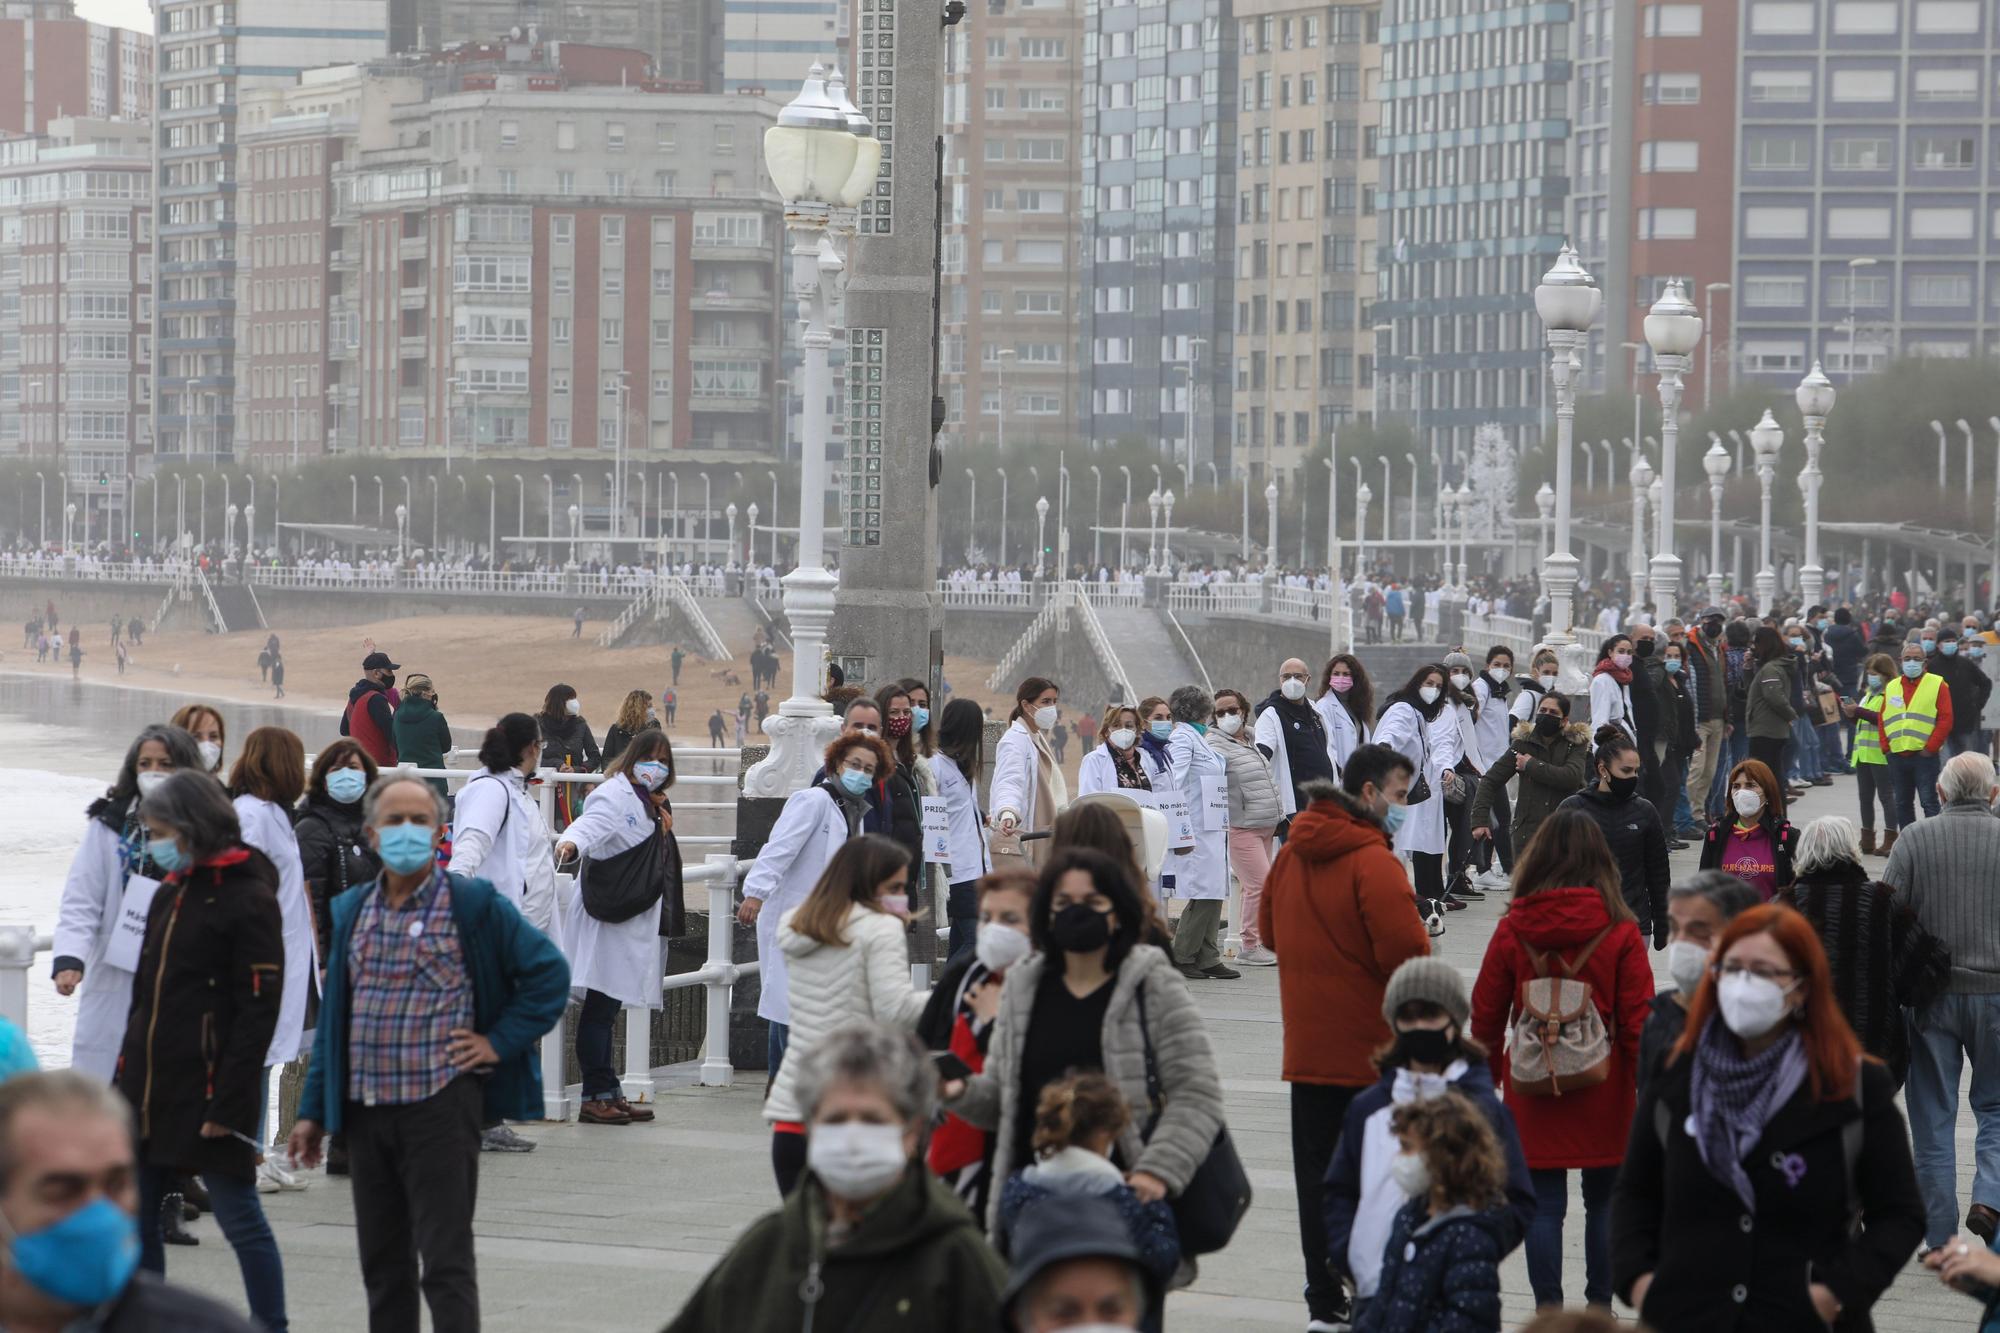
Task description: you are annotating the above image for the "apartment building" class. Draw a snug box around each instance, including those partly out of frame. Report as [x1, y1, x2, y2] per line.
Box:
[1732, 0, 1998, 380]
[0, 116, 154, 540]
[1231, 0, 1374, 483]
[410, 0, 723, 88]
[0, 0, 150, 138]
[939, 0, 1086, 449]
[722, 0, 845, 95]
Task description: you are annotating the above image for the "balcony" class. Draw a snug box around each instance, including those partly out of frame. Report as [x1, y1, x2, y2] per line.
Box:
[689, 289, 774, 313]
[689, 392, 770, 414]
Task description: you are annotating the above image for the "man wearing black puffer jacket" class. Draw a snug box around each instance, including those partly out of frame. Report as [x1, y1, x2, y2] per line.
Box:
[1557, 727, 1672, 948]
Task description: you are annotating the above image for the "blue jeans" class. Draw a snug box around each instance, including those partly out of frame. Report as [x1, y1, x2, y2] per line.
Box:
[1668, 757, 1696, 833]
[1710, 729, 1749, 817]
[576, 988, 622, 1101]
[1526, 1165, 1617, 1308]
[1906, 993, 2000, 1248]
[1790, 716, 1822, 780]
[1891, 750, 1944, 825]
[140, 1165, 288, 1332]
[766, 1020, 790, 1077]
[1818, 721, 1848, 771]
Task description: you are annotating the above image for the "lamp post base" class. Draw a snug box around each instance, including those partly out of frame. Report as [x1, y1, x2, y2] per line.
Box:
[743, 564, 841, 799]
[1798, 565, 1824, 610]
[1648, 553, 1683, 625]
[1537, 549, 1593, 695]
[1706, 572, 1725, 609]
[1755, 567, 1778, 616]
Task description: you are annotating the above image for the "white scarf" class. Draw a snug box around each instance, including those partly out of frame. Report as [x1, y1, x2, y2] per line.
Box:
[1392, 1058, 1469, 1105]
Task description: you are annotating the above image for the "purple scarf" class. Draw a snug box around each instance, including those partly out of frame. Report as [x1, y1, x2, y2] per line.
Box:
[1689, 1016, 1807, 1211]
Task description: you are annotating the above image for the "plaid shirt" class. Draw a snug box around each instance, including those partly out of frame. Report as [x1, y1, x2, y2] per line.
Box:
[346, 869, 474, 1107]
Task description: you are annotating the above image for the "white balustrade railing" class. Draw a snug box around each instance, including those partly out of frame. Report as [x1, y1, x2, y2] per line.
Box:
[1165, 582, 1263, 616]
[1075, 581, 1146, 609]
[938, 580, 1048, 610]
[0, 557, 181, 583]
[1068, 582, 1137, 704]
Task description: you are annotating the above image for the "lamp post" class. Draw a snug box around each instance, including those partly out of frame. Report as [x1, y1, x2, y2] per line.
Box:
[1629, 450, 1654, 610]
[1845, 256, 1876, 384]
[1958, 419, 1975, 500]
[543, 474, 555, 547]
[767, 469, 780, 566]
[1355, 482, 1373, 572]
[1931, 420, 1947, 491]
[1089, 465, 1103, 568]
[962, 469, 977, 563]
[1795, 362, 1835, 608]
[1535, 483, 1555, 582]
[1404, 452, 1420, 542]
[1701, 281, 1731, 408]
[566, 504, 579, 568]
[1378, 456, 1392, 546]
[487, 476, 498, 560]
[1162, 489, 1176, 572]
[1703, 440, 1731, 607]
[63, 503, 76, 554]
[1117, 465, 1132, 571]
[725, 502, 738, 563]
[198, 475, 208, 551]
[1146, 490, 1162, 573]
[224, 503, 237, 563]
[1322, 453, 1340, 598]
[1750, 409, 1784, 613]
[1034, 496, 1049, 578]
[428, 475, 439, 554]
[996, 469, 1010, 567]
[395, 504, 408, 564]
[243, 503, 256, 564]
[1455, 482, 1473, 589]
[1264, 480, 1279, 576]
[1534, 243, 1603, 691]
[1642, 277, 1702, 622]
[271, 478, 280, 560]
[1438, 489, 1456, 588]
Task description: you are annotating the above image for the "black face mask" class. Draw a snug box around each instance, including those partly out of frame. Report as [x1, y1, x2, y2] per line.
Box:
[1634, 639, 1655, 658]
[1605, 773, 1640, 800]
[1533, 713, 1562, 738]
[1048, 902, 1112, 953]
[1390, 1025, 1457, 1068]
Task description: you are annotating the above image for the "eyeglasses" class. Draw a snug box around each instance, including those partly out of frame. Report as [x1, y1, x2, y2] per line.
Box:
[1714, 962, 1797, 984]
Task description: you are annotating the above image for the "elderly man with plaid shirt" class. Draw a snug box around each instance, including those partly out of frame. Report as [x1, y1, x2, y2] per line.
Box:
[289, 776, 568, 1333]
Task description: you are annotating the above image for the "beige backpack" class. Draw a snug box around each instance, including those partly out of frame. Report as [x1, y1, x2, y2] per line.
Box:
[1508, 927, 1614, 1096]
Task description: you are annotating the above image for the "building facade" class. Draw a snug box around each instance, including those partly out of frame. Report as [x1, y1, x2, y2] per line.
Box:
[0, 0, 150, 139]
[722, 0, 844, 95]
[409, 0, 723, 88]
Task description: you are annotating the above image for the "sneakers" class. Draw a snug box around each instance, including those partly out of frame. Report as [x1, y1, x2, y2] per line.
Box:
[1474, 866, 1510, 890]
[1237, 946, 1279, 967]
[255, 1160, 306, 1193]
[481, 1124, 538, 1153]
[1202, 964, 1243, 980]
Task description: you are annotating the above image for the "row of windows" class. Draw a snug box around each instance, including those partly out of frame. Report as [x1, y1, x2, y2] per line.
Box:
[1747, 64, 1990, 104]
[1738, 271, 1984, 307]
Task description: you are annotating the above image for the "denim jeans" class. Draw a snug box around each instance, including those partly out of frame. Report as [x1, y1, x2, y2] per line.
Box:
[1709, 729, 1749, 818]
[1526, 1165, 1617, 1308]
[1891, 750, 1943, 825]
[576, 987, 622, 1101]
[140, 1165, 288, 1332]
[1667, 757, 1696, 833]
[1905, 993, 2000, 1248]
[1818, 721, 1848, 772]
[1855, 764, 1897, 833]
[766, 1020, 790, 1077]
[945, 879, 979, 967]
[1790, 716, 1822, 781]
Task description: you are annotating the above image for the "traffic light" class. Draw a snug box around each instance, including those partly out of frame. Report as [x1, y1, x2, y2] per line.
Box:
[97, 472, 110, 486]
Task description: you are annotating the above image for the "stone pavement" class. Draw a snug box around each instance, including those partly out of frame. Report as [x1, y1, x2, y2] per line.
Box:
[163, 774, 1987, 1331]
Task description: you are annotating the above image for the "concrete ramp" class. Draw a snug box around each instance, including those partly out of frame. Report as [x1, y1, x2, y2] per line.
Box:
[1089, 603, 1208, 700]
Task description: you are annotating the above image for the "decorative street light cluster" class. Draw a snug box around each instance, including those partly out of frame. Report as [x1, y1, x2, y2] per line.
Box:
[1640, 278, 1703, 622]
[1532, 243, 1604, 691]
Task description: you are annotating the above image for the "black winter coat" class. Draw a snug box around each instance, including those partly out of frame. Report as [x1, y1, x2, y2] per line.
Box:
[538, 713, 601, 772]
[294, 792, 381, 958]
[1556, 787, 1671, 943]
[115, 846, 284, 1182]
[1931, 653, 1991, 734]
[1354, 1201, 1508, 1333]
[1468, 720, 1590, 855]
[1612, 1052, 1924, 1333]
[1636, 989, 1686, 1105]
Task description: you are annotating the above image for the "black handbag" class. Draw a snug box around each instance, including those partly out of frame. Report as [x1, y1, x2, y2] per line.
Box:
[1402, 708, 1433, 806]
[577, 819, 667, 924]
[1135, 984, 1251, 1255]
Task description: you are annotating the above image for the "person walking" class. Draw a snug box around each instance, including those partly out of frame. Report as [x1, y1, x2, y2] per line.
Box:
[115, 771, 289, 1332]
[553, 729, 684, 1127]
[1848, 654, 1901, 855]
[1256, 657, 1336, 824]
[1470, 808, 1654, 1313]
[1470, 691, 1589, 861]
[763, 835, 928, 1194]
[600, 690, 654, 768]
[1610, 905, 1925, 1333]
[571, 605, 585, 639]
[1260, 747, 1432, 1331]
[1742, 624, 1800, 787]
[670, 645, 685, 686]
[1783, 816, 1950, 1091]
[661, 686, 677, 728]
[1639, 871, 1763, 1100]
[932, 699, 993, 962]
[1588, 634, 1638, 745]
[1882, 637, 1953, 826]
[341, 652, 401, 766]
[1683, 609, 1732, 827]
[1659, 638, 1700, 839]
[389, 675, 452, 797]
[447, 714, 559, 940]
[1558, 728, 1671, 948]
[269, 652, 284, 699]
[1375, 663, 1465, 909]
[1882, 751, 2000, 1254]
[1164, 686, 1238, 981]
[1210, 687, 1281, 967]
[1468, 647, 1518, 887]
[1313, 653, 1376, 779]
[989, 677, 1068, 865]
[53, 723, 205, 1080]
[707, 708, 726, 746]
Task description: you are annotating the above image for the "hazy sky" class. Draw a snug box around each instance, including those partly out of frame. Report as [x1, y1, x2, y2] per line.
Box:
[77, 0, 153, 36]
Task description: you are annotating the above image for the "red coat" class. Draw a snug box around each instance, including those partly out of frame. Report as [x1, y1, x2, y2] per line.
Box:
[1469, 887, 1653, 1169]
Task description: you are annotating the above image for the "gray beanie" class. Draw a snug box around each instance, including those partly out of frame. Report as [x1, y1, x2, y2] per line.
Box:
[1441, 650, 1474, 672]
[1381, 956, 1470, 1028]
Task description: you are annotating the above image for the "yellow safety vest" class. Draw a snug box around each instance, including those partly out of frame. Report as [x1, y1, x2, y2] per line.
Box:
[1854, 689, 1888, 765]
[1881, 673, 1945, 754]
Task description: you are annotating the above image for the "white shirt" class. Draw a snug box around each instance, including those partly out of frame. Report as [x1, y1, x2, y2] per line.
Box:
[448, 768, 558, 933]
[931, 753, 990, 885]
[233, 794, 316, 1066]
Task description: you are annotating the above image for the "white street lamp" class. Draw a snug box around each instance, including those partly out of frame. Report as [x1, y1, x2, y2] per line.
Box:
[1535, 483, 1555, 581]
[1264, 480, 1279, 577]
[1146, 490, 1162, 574]
[1642, 277, 1703, 622]
[1533, 243, 1603, 689]
[1034, 495, 1050, 578]
[1629, 449, 1654, 611]
[1322, 454, 1342, 651]
[1795, 362, 1835, 608]
[1703, 439, 1732, 607]
[1932, 419, 1948, 490]
[1454, 482, 1474, 589]
[1355, 481, 1373, 573]
[996, 469, 1010, 567]
[1162, 489, 1176, 573]
[1438, 488, 1456, 587]
[1750, 409, 1785, 613]
[395, 503, 409, 565]
[963, 468, 977, 564]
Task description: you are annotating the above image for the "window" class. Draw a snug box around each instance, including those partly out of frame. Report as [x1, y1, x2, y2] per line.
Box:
[1643, 72, 1701, 104]
[1640, 141, 1700, 172]
[1909, 274, 1972, 305]
[1910, 206, 1974, 239]
[555, 122, 576, 152]
[653, 267, 673, 293]
[452, 254, 531, 293]
[1018, 138, 1065, 161]
[552, 266, 572, 295]
[1826, 273, 1889, 306]
[1746, 137, 1810, 170]
[1019, 38, 1065, 59]
[1832, 1, 1898, 34]
[690, 360, 761, 397]
[1831, 68, 1895, 101]
[499, 119, 519, 148]
[713, 125, 734, 153]
[552, 215, 574, 244]
[1016, 239, 1064, 264]
[1826, 206, 1892, 239]
[692, 212, 764, 247]
[1914, 2, 1982, 33]
[556, 170, 575, 196]
[1015, 291, 1062, 314]
[1645, 4, 1702, 35]
[1743, 340, 1806, 374]
[455, 312, 530, 344]
[1748, 69, 1813, 102]
[601, 319, 622, 343]
[602, 269, 623, 297]
[1749, 2, 1815, 34]
[1913, 67, 1978, 101]
[606, 122, 625, 151]
[1019, 88, 1065, 110]
[456, 205, 531, 243]
[1745, 205, 1810, 239]
[550, 317, 571, 343]
[602, 216, 625, 245]
[1638, 207, 1697, 239]
[1913, 135, 1976, 168]
[1743, 274, 1808, 305]
[550, 419, 569, 448]
[1828, 137, 1892, 171]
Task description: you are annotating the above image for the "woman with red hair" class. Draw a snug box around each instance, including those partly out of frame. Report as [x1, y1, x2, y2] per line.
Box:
[1697, 759, 1799, 901]
[1611, 903, 1924, 1332]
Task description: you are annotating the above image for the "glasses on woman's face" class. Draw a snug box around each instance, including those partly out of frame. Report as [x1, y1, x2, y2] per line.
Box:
[1715, 961, 1797, 984]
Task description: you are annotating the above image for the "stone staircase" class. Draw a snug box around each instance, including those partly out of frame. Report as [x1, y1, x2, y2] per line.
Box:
[1089, 604, 1208, 701]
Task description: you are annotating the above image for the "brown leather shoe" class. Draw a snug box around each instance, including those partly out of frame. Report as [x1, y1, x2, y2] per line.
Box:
[1970, 1202, 1999, 1243]
[1860, 829, 1877, 856]
[613, 1097, 654, 1123]
[578, 1099, 631, 1126]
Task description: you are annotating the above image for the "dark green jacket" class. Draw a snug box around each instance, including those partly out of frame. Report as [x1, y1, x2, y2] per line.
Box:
[1469, 719, 1591, 853]
[390, 694, 452, 789]
[1746, 656, 1798, 739]
[663, 1165, 1007, 1333]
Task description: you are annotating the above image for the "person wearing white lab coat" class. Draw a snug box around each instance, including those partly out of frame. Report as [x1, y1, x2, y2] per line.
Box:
[736, 731, 895, 1074]
[1314, 652, 1377, 777]
[932, 699, 993, 964]
[1373, 663, 1463, 906]
[1255, 659, 1338, 820]
[53, 723, 203, 1081]
[449, 712, 559, 937]
[1164, 686, 1240, 980]
[1076, 705, 1169, 796]
[1589, 633, 1639, 744]
[988, 676, 1067, 865]
[554, 729, 681, 1126]
[1468, 646, 1520, 887]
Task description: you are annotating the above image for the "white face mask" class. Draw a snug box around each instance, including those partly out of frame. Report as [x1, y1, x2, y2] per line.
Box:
[1418, 685, 1441, 706]
[1449, 672, 1472, 690]
[1665, 940, 1709, 998]
[136, 769, 171, 798]
[1716, 970, 1794, 1040]
[564, 698, 581, 716]
[1731, 788, 1763, 819]
[1280, 677, 1307, 702]
[1388, 1151, 1431, 1199]
[1033, 704, 1059, 730]
[1612, 652, 1634, 669]
[1107, 727, 1137, 751]
[1489, 667, 1510, 684]
[975, 921, 1033, 973]
[197, 740, 223, 771]
[1216, 712, 1243, 736]
[1539, 673, 1559, 690]
[806, 1121, 908, 1200]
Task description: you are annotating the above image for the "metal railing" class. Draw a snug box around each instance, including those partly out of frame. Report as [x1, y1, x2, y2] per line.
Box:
[985, 586, 1070, 691]
[1068, 582, 1138, 704]
[1165, 582, 1263, 616]
[938, 581, 1048, 609]
[658, 574, 732, 659]
[1160, 599, 1214, 695]
[0, 557, 181, 583]
[192, 567, 228, 635]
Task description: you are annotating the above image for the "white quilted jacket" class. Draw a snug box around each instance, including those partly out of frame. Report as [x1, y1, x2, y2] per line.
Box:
[763, 902, 927, 1123]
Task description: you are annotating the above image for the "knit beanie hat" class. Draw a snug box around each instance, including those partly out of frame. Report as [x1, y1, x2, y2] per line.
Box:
[1441, 650, 1474, 673]
[1381, 956, 1470, 1028]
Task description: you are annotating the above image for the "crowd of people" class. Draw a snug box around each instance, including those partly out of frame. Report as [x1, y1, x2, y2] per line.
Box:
[16, 586, 2000, 1333]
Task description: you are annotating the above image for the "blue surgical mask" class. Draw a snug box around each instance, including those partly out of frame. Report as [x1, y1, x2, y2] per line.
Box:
[1922, 639, 1937, 654]
[375, 823, 437, 875]
[840, 768, 873, 796]
[0, 1196, 139, 1307]
[1148, 720, 1173, 741]
[1788, 638, 1804, 650]
[1865, 673, 1885, 690]
[325, 768, 368, 805]
[1971, 646, 1986, 660]
[146, 836, 187, 874]
[1815, 619, 1829, 631]
[1903, 660, 1925, 679]
[1663, 659, 1682, 675]
[911, 705, 930, 731]
[1941, 642, 1959, 656]
[633, 760, 669, 791]
[1382, 802, 1408, 836]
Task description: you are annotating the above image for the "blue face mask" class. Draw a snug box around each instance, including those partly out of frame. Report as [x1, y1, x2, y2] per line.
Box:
[1382, 802, 1408, 836]
[1903, 660, 1925, 679]
[632, 760, 670, 791]
[1816, 619, 1830, 631]
[146, 836, 187, 875]
[1788, 638, 1805, 650]
[911, 705, 930, 731]
[1148, 720, 1173, 741]
[1662, 659, 1682, 675]
[1941, 642, 1959, 656]
[1971, 647, 1986, 660]
[840, 767, 874, 796]
[1, 1196, 139, 1307]
[375, 823, 436, 875]
[1922, 639, 1937, 654]
[1866, 673, 1885, 690]
[325, 767, 368, 805]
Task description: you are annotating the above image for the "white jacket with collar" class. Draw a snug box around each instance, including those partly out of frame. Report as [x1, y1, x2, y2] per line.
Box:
[1313, 692, 1372, 777]
[1373, 700, 1462, 856]
[762, 901, 926, 1123]
[55, 819, 140, 1080]
[930, 753, 990, 885]
[1165, 723, 1229, 901]
[1076, 741, 1167, 796]
[988, 719, 1047, 831]
[233, 794, 315, 1066]
[448, 768, 558, 935]
[557, 775, 664, 1009]
[740, 784, 849, 1024]
[1590, 671, 1636, 744]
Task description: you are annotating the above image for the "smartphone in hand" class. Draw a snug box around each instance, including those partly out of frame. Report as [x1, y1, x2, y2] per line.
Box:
[931, 1050, 973, 1083]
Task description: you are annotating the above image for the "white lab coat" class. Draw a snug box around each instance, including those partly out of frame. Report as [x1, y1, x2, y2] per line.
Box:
[1164, 724, 1229, 900]
[233, 795, 315, 1067]
[449, 769, 558, 936]
[930, 753, 990, 886]
[1313, 693, 1372, 777]
[1076, 742, 1169, 797]
[1374, 701, 1462, 856]
[1472, 676, 1516, 768]
[740, 784, 849, 1025]
[54, 819, 139, 1080]
[988, 717, 1047, 831]
[557, 776, 663, 1009]
[1590, 672, 1636, 744]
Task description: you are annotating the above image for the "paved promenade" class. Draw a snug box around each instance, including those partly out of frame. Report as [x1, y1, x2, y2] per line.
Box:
[164, 776, 1985, 1330]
